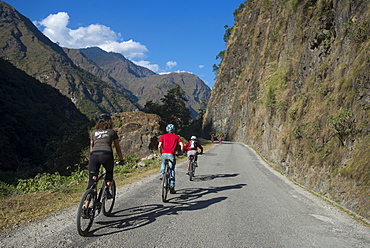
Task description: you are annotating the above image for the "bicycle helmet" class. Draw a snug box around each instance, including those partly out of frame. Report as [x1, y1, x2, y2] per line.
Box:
[191, 136, 197, 140]
[166, 124, 175, 132]
[98, 113, 111, 119]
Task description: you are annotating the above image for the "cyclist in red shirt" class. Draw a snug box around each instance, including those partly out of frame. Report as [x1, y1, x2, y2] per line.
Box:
[158, 124, 183, 194]
[183, 136, 203, 175]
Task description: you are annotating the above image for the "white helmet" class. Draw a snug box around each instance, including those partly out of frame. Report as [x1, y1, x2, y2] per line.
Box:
[191, 136, 196, 140]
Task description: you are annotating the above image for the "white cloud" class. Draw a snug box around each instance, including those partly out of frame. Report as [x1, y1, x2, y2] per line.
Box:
[166, 61, 177, 70]
[98, 40, 148, 58]
[133, 60, 159, 72]
[198, 65, 204, 68]
[37, 12, 147, 59]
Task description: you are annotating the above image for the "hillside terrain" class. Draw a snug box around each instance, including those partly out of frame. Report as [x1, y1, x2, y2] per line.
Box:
[0, 0, 211, 119]
[0, 1, 137, 119]
[0, 0, 210, 184]
[0, 58, 90, 184]
[203, 0, 370, 219]
[78, 47, 211, 117]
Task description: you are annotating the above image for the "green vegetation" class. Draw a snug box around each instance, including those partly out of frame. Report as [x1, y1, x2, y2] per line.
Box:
[327, 109, 355, 145]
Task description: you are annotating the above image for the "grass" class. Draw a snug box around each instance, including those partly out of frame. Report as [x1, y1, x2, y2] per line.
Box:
[0, 140, 213, 233]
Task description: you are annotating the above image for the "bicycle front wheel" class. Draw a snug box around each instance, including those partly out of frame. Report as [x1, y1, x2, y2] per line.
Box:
[76, 189, 96, 236]
[102, 179, 116, 216]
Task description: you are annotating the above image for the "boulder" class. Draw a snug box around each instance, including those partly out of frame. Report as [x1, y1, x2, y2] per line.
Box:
[113, 111, 165, 158]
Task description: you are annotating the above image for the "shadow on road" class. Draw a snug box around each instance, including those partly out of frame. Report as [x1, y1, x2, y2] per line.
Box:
[191, 173, 239, 182]
[90, 183, 247, 237]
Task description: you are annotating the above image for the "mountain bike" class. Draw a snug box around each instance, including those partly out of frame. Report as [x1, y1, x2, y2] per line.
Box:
[188, 155, 196, 181]
[161, 158, 171, 202]
[76, 171, 116, 236]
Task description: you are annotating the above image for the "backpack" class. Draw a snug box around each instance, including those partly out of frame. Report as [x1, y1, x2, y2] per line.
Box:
[190, 140, 196, 149]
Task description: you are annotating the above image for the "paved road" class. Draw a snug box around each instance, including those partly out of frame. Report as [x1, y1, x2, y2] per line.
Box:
[1, 142, 370, 247]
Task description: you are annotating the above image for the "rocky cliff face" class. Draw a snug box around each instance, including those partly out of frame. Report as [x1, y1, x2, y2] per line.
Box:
[203, 0, 369, 219]
[113, 112, 165, 158]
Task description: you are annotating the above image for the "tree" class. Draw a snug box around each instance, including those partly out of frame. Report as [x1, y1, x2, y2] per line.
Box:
[143, 85, 191, 131]
[143, 100, 163, 116]
[161, 85, 191, 130]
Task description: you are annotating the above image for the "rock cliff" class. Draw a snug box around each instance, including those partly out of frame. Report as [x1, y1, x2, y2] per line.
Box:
[113, 112, 165, 158]
[203, 0, 369, 220]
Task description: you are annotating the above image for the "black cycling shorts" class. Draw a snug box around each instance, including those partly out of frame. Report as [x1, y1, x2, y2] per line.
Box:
[88, 150, 114, 189]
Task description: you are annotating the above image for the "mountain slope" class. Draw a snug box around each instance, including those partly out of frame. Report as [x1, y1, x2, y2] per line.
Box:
[80, 47, 211, 117]
[0, 1, 137, 119]
[203, 0, 370, 219]
[80, 47, 156, 86]
[0, 58, 90, 183]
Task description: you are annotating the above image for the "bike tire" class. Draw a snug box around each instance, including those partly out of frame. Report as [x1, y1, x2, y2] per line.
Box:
[189, 162, 194, 181]
[162, 172, 169, 202]
[76, 189, 96, 236]
[102, 179, 116, 216]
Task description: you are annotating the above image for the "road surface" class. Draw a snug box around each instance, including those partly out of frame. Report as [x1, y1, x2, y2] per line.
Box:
[1, 142, 370, 247]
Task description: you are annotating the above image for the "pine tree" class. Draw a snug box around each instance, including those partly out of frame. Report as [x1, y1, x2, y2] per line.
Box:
[161, 85, 191, 131]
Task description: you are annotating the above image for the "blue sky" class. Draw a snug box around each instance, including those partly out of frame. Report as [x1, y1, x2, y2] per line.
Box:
[4, 0, 245, 88]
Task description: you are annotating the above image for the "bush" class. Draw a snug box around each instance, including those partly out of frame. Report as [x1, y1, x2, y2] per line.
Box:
[16, 172, 68, 194]
[0, 181, 18, 199]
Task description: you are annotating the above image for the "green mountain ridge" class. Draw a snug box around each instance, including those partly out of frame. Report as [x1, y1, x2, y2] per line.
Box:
[0, 1, 137, 119]
[0, 1, 211, 119]
[79, 47, 211, 117]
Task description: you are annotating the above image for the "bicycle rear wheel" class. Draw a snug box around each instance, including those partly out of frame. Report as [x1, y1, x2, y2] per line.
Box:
[76, 189, 96, 236]
[161, 168, 170, 202]
[102, 179, 116, 216]
[189, 161, 194, 181]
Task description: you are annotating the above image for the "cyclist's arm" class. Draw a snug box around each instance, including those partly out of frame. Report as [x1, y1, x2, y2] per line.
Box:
[183, 142, 188, 152]
[158, 141, 163, 153]
[179, 142, 184, 152]
[113, 139, 124, 162]
[89, 139, 94, 152]
[197, 142, 203, 154]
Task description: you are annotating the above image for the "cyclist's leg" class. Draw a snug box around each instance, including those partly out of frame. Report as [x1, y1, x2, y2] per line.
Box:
[188, 150, 197, 166]
[101, 152, 114, 188]
[160, 154, 168, 174]
[86, 153, 100, 208]
[88, 153, 100, 189]
[168, 155, 176, 188]
[100, 152, 114, 199]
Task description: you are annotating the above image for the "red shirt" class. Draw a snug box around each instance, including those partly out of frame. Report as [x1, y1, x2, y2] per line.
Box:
[159, 133, 182, 155]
